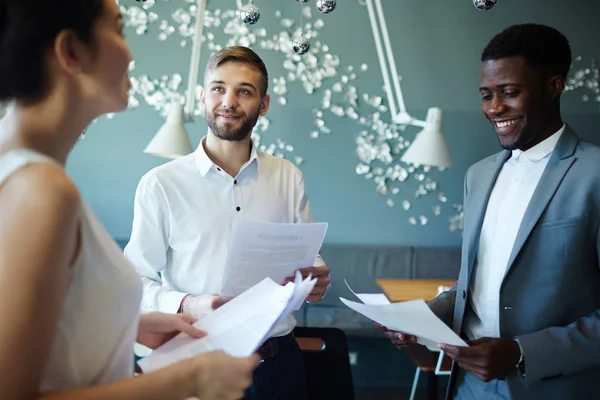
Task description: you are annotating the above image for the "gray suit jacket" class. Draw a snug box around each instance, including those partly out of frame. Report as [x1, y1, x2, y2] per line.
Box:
[429, 126, 600, 400]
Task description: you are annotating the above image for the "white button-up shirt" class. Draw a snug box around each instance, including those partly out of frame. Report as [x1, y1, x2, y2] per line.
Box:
[465, 125, 565, 339]
[124, 137, 325, 338]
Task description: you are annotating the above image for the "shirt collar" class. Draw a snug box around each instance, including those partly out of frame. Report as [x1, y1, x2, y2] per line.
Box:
[194, 136, 261, 177]
[510, 124, 565, 163]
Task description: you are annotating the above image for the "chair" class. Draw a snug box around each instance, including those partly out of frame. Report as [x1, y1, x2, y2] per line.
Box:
[294, 327, 356, 400]
[407, 345, 452, 400]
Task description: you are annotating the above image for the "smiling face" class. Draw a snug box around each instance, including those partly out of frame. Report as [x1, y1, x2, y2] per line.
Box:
[479, 56, 561, 151]
[201, 61, 270, 142]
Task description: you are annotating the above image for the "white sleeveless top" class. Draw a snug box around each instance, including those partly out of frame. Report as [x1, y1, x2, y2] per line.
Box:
[0, 149, 143, 392]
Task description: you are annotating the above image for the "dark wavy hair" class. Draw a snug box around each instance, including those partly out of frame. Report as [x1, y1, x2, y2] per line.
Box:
[482, 23, 572, 79]
[0, 0, 105, 103]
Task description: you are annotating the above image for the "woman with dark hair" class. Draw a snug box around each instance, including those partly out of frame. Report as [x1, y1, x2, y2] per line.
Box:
[0, 0, 259, 399]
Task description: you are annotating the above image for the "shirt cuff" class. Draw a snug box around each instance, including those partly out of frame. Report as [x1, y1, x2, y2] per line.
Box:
[159, 290, 189, 314]
[182, 294, 219, 319]
[514, 337, 526, 383]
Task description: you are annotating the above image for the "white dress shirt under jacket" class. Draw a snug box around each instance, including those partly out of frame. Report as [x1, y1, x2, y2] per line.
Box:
[465, 125, 565, 340]
[124, 137, 326, 338]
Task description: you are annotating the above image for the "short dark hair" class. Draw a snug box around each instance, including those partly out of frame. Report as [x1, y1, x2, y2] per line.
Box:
[481, 23, 572, 79]
[205, 46, 269, 97]
[0, 0, 105, 103]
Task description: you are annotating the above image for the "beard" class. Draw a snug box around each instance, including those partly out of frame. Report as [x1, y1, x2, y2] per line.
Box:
[205, 107, 261, 142]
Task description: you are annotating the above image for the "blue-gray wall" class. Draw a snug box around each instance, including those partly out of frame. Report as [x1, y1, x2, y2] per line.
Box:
[66, 0, 600, 246]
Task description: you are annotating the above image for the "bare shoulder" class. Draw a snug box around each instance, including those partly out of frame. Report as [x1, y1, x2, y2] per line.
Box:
[0, 162, 80, 218]
[0, 161, 81, 280]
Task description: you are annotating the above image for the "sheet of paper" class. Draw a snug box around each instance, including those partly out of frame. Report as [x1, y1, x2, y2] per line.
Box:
[271, 270, 317, 329]
[340, 297, 468, 348]
[221, 220, 328, 297]
[138, 276, 308, 373]
[344, 278, 391, 305]
[355, 293, 391, 305]
[343, 279, 441, 348]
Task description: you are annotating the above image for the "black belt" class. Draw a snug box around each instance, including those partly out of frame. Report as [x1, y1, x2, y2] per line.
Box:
[256, 332, 296, 361]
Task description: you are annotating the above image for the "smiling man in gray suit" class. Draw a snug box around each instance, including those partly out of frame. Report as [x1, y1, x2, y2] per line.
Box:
[376, 24, 600, 399]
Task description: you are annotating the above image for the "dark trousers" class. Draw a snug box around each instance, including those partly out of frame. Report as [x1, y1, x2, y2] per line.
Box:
[242, 336, 307, 400]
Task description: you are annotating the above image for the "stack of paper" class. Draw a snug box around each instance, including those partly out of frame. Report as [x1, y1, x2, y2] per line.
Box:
[138, 272, 317, 373]
[341, 280, 467, 348]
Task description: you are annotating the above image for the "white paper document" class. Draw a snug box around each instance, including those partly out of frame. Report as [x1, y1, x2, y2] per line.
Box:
[138, 272, 317, 373]
[221, 220, 328, 297]
[340, 290, 467, 348]
[343, 279, 439, 348]
[344, 278, 391, 306]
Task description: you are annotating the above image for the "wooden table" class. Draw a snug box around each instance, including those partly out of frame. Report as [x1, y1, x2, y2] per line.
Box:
[376, 279, 456, 303]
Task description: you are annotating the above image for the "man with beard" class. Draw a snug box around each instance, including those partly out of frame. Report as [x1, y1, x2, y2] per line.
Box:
[125, 46, 330, 400]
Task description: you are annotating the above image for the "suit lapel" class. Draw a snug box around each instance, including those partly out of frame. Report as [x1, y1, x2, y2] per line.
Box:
[465, 151, 511, 281]
[503, 126, 579, 279]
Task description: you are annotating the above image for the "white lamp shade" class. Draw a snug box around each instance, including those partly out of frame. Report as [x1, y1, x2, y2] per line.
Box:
[144, 102, 193, 159]
[400, 107, 452, 169]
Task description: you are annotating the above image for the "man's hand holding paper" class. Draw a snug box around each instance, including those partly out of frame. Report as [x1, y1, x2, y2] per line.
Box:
[372, 322, 418, 349]
[340, 281, 467, 349]
[439, 337, 521, 382]
[284, 265, 331, 303]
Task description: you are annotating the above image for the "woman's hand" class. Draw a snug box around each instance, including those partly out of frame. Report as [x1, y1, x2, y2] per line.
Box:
[188, 351, 260, 400]
[137, 312, 206, 350]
